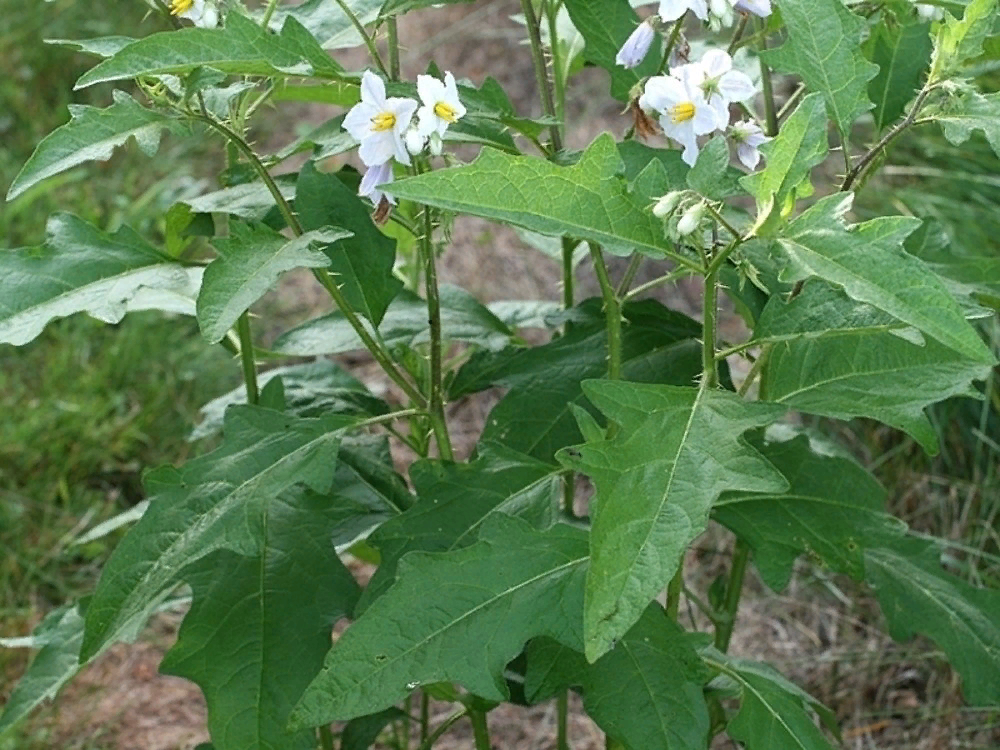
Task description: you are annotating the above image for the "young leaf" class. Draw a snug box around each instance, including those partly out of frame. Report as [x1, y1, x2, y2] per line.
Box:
[560, 381, 787, 661]
[687, 137, 741, 200]
[197, 222, 346, 342]
[6, 91, 178, 201]
[762, 0, 878, 139]
[928, 90, 1000, 159]
[75, 14, 341, 89]
[450, 299, 704, 463]
[774, 193, 994, 362]
[741, 93, 829, 221]
[273, 285, 514, 357]
[562, 0, 660, 101]
[702, 651, 838, 750]
[159, 490, 362, 750]
[929, 0, 999, 79]
[525, 609, 711, 750]
[295, 162, 403, 325]
[0, 214, 198, 346]
[192, 360, 389, 441]
[865, 537, 1000, 706]
[181, 175, 298, 222]
[80, 406, 353, 660]
[388, 134, 679, 258]
[865, 21, 933, 132]
[290, 516, 588, 725]
[264, 0, 385, 49]
[713, 429, 906, 591]
[766, 329, 993, 454]
[355, 443, 563, 613]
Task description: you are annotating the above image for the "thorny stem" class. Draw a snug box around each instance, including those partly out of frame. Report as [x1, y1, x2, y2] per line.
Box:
[520, 0, 563, 153]
[623, 267, 693, 301]
[197, 115, 426, 407]
[702, 202, 742, 241]
[236, 313, 259, 405]
[416, 709, 468, 750]
[726, 15, 749, 55]
[841, 85, 935, 192]
[332, 0, 390, 76]
[714, 539, 751, 651]
[353, 408, 424, 430]
[562, 237, 577, 316]
[776, 82, 807, 121]
[736, 345, 770, 398]
[557, 690, 571, 750]
[421, 203, 455, 460]
[388, 17, 401, 80]
[666, 566, 683, 620]
[261, 0, 280, 27]
[544, 0, 567, 142]
[616, 255, 643, 298]
[468, 710, 492, 750]
[701, 262, 723, 390]
[589, 244, 622, 382]
[656, 17, 685, 74]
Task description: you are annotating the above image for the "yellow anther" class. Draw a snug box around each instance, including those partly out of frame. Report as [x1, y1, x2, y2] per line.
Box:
[371, 112, 397, 132]
[434, 101, 459, 123]
[669, 102, 696, 124]
[170, 0, 194, 14]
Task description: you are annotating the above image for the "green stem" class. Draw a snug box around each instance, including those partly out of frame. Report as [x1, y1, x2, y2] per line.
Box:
[589, 243, 622, 381]
[468, 710, 491, 750]
[665, 565, 683, 621]
[236, 312, 259, 405]
[400, 695, 412, 749]
[519, 0, 563, 152]
[714, 539, 750, 651]
[656, 17, 685, 74]
[332, 0, 389, 75]
[557, 690, 570, 750]
[702, 203, 742, 242]
[701, 264, 719, 389]
[421, 204, 454, 460]
[388, 17, 401, 80]
[615, 254, 643, 298]
[623, 267, 693, 301]
[563, 471, 576, 518]
[261, 0, 280, 27]
[776, 82, 807, 121]
[353, 408, 424, 430]
[736, 345, 770, 398]
[318, 725, 335, 750]
[757, 24, 778, 137]
[420, 693, 430, 745]
[562, 237, 576, 316]
[726, 14, 749, 55]
[417, 710, 467, 750]
[545, 0, 567, 142]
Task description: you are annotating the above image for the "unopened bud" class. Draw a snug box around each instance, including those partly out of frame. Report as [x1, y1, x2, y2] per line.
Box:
[405, 127, 426, 156]
[428, 131, 444, 157]
[652, 191, 684, 218]
[615, 19, 657, 70]
[677, 202, 705, 236]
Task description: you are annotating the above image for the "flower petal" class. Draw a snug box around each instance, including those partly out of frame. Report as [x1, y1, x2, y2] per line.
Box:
[737, 142, 761, 169]
[718, 70, 755, 102]
[640, 75, 688, 113]
[658, 0, 692, 21]
[358, 134, 396, 167]
[343, 102, 377, 141]
[700, 49, 732, 78]
[361, 70, 387, 108]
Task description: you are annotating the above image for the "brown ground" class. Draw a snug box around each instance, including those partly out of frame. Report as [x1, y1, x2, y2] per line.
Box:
[4, 1, 1000, 748]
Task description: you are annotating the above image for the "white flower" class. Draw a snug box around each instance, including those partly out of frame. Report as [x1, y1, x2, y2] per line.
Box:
[359, 161, 395, 206]
[682, 49, 756, 128]
[169, 0, 219, 27]
[728, 120, 769, 170]
[732, 0, 772, 17]
[343, 71, 418, 167]
[616, 19, 657, 69]
[639, 71, 721, 166]
[416, 72, 467, 138]
[405, 125, 426, 156]
[658, 0, 708, 22]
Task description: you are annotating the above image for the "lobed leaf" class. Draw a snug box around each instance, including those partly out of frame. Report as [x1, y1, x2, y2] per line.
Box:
[561, 381, 787, 661]
[264, 0, 385, 49]
[929, 0, 999, 79]
[929, 90, 1000, 159]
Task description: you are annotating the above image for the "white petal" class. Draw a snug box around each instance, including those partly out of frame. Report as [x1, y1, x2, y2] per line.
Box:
[641, 75, 687, 113]
[663, 119, 699, 166]
[198, 7, 219, 27]
[697, 97, 726, 133]
[718, 70, 755, 102]
[342, 101, 377, 142]
[417, 75, 446, 107]
[444, 72, 459, 100]
[700, 49, 732, 78]
[689, 0, 709, 20]
[361, 70, 387, 108]
[388, 97, 418, 129]
[658, 0, 691, 21]
[737, 142, 760, 169]
[391, 130, 411, 166]
[358, 134, 396, 167]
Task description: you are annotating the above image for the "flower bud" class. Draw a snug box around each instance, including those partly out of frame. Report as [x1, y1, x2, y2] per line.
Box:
[652, 191, 684, 218]
[428, 131, 444, 157]
[615, 19, 657, 70]
[405, 126, 426, 156]
[677, 202, 705, 236]
[732, 0, 771, 16]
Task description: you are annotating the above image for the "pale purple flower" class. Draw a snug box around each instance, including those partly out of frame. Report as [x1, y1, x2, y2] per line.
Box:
[658, 0, 708, 21]
[343, 71, 418, 167]
[616, 19, 657, 69]
[733, 0, 772, 16]
[728, 120, 769, 170]
[359, 161, 395, 205]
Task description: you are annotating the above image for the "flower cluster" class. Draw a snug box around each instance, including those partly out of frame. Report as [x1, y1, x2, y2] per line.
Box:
[638, 49, 763, 167]
[343, 70, 466, 208]
[169, 0, 220, 28]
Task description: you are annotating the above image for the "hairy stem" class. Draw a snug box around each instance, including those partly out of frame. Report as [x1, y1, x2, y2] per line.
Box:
[656, 17, 685, 74]
[589, 243, 622, 381]
[727, 14, 750, 55]
[736, 345, 770, 398]
[623, 267, 693, 301]
[422, 205, 454, 460]
[616, 254, 643, 298]
[261, 0, 280, 27]
[388, 17, 401, 80]
[557, 690, 570, 750]
[469, 710, 492, 750]
[520, 0, 563, 152]
[702, 265, 719, 389]
[562, 237, 577, 315]
[714, 539, 750, 651]
[545, 0, 567, 142]
[332, 0, 389, 76]
[236, 312, 259, 405]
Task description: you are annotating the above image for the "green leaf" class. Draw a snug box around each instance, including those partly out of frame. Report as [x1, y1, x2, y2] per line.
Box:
[560, 381, 787, 661]
[525, 609, 711, 750]
[562, 0, 660, 101]
[159, 490, 361, 750]
[296, 162, 402, 325]
[713, 429, 906, 591]
[741, 93, 828, 221]
[702, 651, 837, 750]
[388, 133, 678, 258]
[181, 175, 298, 223]
[774, 193, 994, 362]
[929, 90, 1000, 159]
[6, 91, 177, 201]
[451, 299, 705, 463]
[766, 330, 992, 453]
[355, 443, 563, 613]
[0, 606, 84, 735]
[81, 406, 352, 660]
[75, 14, 341, 89]
[273, 285, 514, 356]
[289, 515, 589, 725]
[929, 0, 999, 78]
[197, 222, 344, 342]
[865, 21, 933, 132]
[45, 36, 137, 58]
[762, 0, 878, 139]
[488, 299, 563, 330]
[865, 537, 1000, 706]
[378, 0, 473, 18]
[264, 0, 384, 49]
[0, 214, 200, 346]
[687, 137, 741, 200]
[192, 360, 388, 441]
[341, 708, 407, 750]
